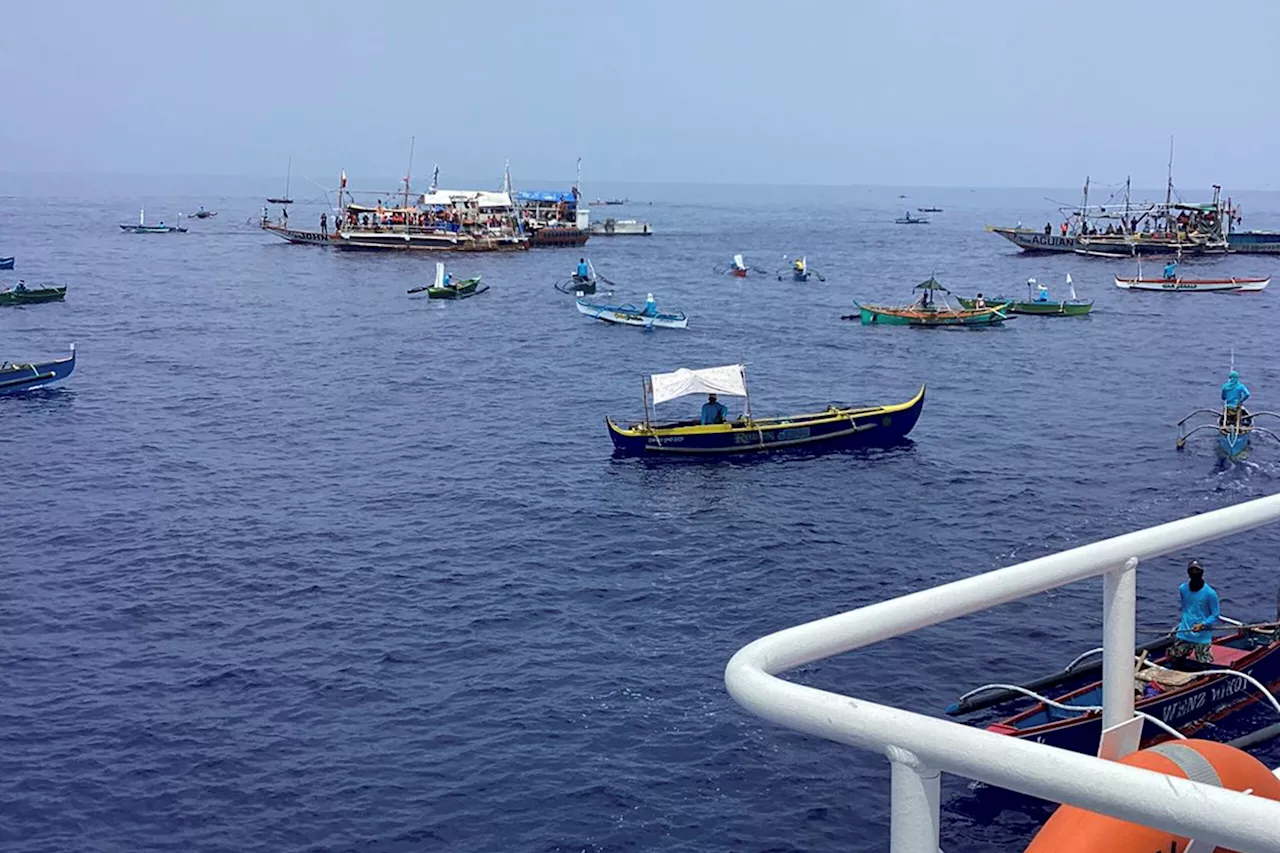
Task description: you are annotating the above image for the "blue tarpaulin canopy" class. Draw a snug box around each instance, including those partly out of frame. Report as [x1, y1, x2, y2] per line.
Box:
[513, 190, 577, 204]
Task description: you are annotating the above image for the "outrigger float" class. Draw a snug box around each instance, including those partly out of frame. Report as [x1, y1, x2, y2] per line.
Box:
[605, 363, 925, 457]
[0, 344, 76, 395]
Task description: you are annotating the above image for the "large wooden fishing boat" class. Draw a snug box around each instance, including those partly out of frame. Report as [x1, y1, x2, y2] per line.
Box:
[605, 364, 925, 457]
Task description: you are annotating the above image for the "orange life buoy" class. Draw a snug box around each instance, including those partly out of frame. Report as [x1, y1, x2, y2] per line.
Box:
[1023, 739, 1280, 853]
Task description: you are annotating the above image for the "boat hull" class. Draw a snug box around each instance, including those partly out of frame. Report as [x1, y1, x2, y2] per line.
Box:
[335, 230, 529, 252]
[957, 297, 1092, 316]
[120, 225, 186, 234]
[0, 287, 66, 306]
[0, 345, 75, 395]
[1228, 230, 1280, 254]
[0, 257, 13, 270]
[991, 633, 1280, 755]
[854, 303, 1007, 326]
[607, 386, 925, 457]
[986, 227, 1078, 253]
[427, 278, 486, 299]
[576, 298, 687, 329]
[527, 226, 589, 247]
[589, 219, 652, 236]
[261, 222, 335, 246]
[1114, 276, 1269, 292]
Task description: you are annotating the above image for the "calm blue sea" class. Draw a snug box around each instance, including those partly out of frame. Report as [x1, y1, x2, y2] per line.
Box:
[4, 176, 1280, 853]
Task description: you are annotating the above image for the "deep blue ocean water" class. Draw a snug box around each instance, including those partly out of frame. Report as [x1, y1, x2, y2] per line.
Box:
[4, 177, 1280, 853]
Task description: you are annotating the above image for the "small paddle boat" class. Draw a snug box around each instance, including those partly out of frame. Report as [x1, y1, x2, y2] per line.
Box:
[894, 212, 929, 225]
[554, 259, 613, 295]
[0, 281, 66, 306]
[714, 254, 768, 278]
[1177, 369, 1280, 460]
[0, 344, 76, 395]
[0, 257, 13, 270]
[776, 256, 825, 282]
[958, 274, 1093, 316]
[119, 209, 187, 234]
[847, 277, 1009, 327]
[189, 207, 217, 219]
[408, 262, 486, 299]
[605, 363, 925, 457]
[576, 293, 687, 329]
[1115, 275, 1269, 293]
[917, 206, 943, 213]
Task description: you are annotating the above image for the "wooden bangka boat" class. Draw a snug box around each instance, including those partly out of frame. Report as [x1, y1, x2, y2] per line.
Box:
[847, 277, 1009, 327]
[189, 209, 217, 219]
[577, 293, 687, 329]
[0, 283, 66, 306]
[1178, 405, 1280, 461]
[606, 363, 925, 457]
[119, 209, 186, 234]
[917, 207, 943, 213]
[0, 257, 13, 270]
[0, 345, 75, 395]
[895, 212, 929, 224]
[955, 625, 1280, 756]
[408, 263, 487, 299]
[958, 274, 1093, 316]
[714, 254, 766, 278]
[776, 256, 825, 282]
[1115, 275, 1269, 293]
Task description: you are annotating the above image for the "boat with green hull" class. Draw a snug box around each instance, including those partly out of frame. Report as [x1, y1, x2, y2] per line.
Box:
[0, 283, 66, 306]
[407, 262, 487, 299]
[845, 277, 1009, 327]
[958, 274, 1092, 316]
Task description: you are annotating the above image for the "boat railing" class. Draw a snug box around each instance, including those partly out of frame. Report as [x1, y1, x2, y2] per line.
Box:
[725, 492, 1280, 853]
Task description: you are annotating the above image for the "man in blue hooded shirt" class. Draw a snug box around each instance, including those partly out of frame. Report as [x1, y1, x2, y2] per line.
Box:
[700, 393, 728, 425]
[575, 258, 590, 281]
[1221, 370, 1250, 410]
[1163, 260, 1178, 280]
[1171, 560, 1219, 664]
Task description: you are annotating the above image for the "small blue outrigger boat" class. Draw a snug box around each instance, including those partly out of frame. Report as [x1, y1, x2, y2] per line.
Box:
[0, 257, 14, 270]
[606, 363, 924, 456]
[0, 344, 76, 395]
[949, 623, 1280, 756]
[1177, 404, 1280, 460]
[576, 293, 687, 329]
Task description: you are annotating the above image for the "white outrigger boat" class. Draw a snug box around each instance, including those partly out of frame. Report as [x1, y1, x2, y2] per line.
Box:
[575, 293, 687, 329]
[1114, 275, 1269, 293]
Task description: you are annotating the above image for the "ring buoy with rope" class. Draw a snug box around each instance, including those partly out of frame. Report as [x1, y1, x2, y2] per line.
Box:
[1023, 739, 1280, 853]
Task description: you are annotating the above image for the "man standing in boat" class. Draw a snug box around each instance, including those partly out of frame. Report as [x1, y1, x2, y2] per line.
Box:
[575, 258, 589, 282]
[320, 212, 328, 237]
[1221, 370, 1251, 428]
[1164, 259, 1178, 280]
[1170, 560, 1220, 664]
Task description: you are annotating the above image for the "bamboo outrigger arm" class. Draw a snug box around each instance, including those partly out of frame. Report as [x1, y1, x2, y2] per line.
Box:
[1177, 422, 1228, 448]
[1176, 408, 1223, 427]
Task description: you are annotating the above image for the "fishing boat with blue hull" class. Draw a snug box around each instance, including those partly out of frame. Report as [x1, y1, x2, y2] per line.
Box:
[0, 344, 76, 395]
[967, 625, 1280, 756]
[0, 257, 13, 270]
[776, 256, 825, 282]
[1178, 405, 1280, 460]
[576, 293, 687, 329]
[605, 364, 924, 457]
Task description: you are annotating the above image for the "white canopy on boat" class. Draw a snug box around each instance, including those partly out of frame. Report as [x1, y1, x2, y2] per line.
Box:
[649, 364, 747, 405]
[419, 190, 513, 209]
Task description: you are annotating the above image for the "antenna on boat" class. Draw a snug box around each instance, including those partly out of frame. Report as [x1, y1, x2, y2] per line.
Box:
[403, 136, 415, 211]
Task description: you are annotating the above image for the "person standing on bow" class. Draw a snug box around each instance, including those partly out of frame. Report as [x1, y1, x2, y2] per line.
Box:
[1163, 259, 1178, 280]
[1221, 369, 1251, 427]
[1170, 560, 1220, 664]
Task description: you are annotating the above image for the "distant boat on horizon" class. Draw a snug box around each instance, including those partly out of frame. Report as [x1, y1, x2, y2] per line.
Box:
[267, 156, 293, 205]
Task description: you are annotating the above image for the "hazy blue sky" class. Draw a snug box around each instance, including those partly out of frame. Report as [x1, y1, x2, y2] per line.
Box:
[3, 1, 1275, 189]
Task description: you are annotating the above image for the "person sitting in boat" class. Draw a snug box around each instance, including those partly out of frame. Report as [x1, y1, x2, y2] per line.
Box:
[642, 293, 658, 316]
[575, 258, 590, 282]
[794, 258, 805, 273]
[1034, 282, 1050, 302]
[701, 393, 728, 426]
[1170, 560, 1219, 664]
[1163, 260, 1178, 280]
[974, 293, 986, 309]
[12, 280, 27, 293]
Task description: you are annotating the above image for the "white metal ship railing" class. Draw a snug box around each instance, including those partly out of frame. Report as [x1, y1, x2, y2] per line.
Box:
[725, 493, 1280, 853]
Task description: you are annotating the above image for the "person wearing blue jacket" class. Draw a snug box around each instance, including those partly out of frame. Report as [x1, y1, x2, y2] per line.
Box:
[700, 394, 728, 425]
[1171, 560, 1219, 663]
[575, 258, 590, 281]
[1222, 370, 1250, 410]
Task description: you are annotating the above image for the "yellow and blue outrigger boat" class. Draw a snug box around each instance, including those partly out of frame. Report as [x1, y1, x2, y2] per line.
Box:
[605, 364, 925, 457]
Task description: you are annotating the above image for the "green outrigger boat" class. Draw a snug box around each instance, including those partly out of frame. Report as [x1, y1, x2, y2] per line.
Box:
[407, 263, 488, 300]
[0, 283, 66, 306]
[844, 277, 1009, 327]
[958, 274, 1093, 316]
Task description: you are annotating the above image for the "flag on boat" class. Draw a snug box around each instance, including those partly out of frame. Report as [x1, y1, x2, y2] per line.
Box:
[1067, 272, 1077, 300]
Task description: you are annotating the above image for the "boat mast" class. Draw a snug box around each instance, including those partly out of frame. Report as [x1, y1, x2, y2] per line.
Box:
[403, 136, 415, 211]
[1165, 135, 1175, 210]
[1079, 176, 1089, 233]
[285, 156, 292, 200]
[1123, 176, 1130, 233]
